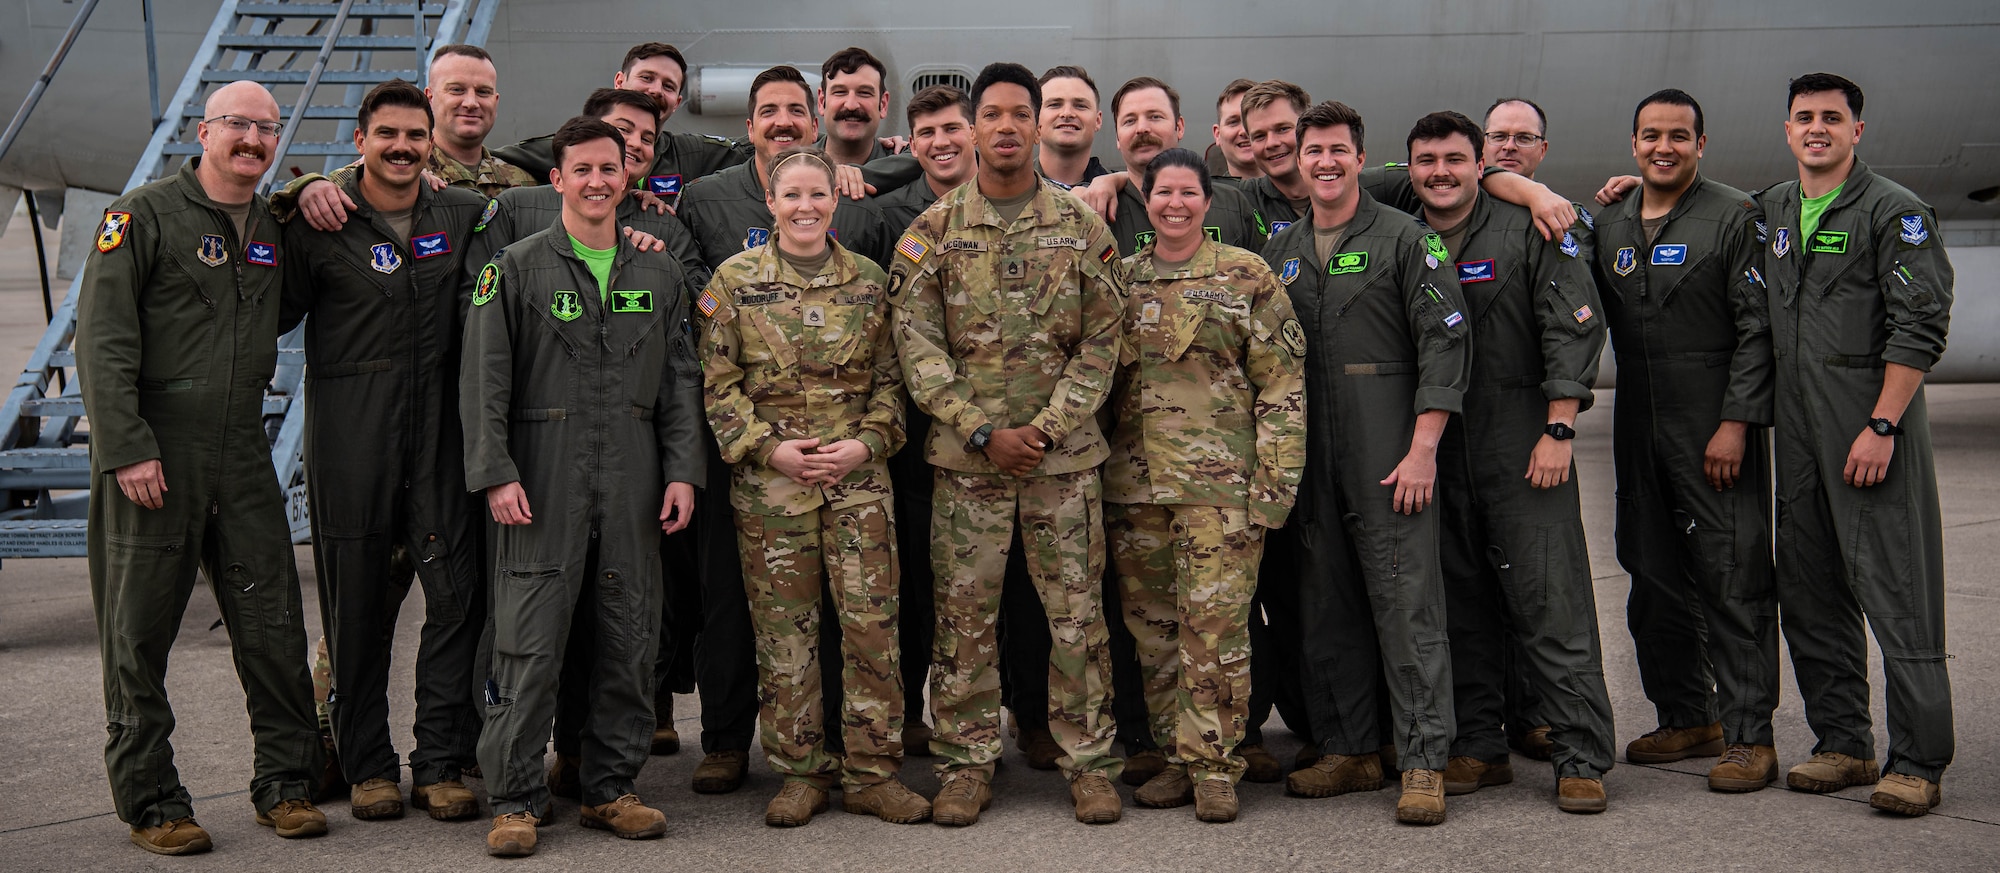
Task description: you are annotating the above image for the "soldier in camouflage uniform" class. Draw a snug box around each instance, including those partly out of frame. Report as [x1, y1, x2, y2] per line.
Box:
[699, 149, 931, 827]
[890, 63, 1127, 827]
[1104, 149, 1306, 823]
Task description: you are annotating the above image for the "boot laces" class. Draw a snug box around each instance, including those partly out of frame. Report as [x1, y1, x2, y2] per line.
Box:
[1719, 745, 1757, 768]
[940, 777, 983, 801]
[1405, 769, 1440, 792]
[1074, 774, 1113, 796]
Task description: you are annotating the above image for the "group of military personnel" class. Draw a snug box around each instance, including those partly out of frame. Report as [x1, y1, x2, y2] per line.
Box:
[72, 35, 1956, 859]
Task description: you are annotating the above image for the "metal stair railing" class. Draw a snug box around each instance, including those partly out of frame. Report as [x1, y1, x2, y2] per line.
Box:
[0, 0, 487, 563]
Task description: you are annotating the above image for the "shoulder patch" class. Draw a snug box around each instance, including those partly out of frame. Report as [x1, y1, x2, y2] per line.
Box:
[1099, 244, 1118, 264]
[1278, 318, 1308, 358]
[696, 287, 723, 318]
[471, 263, 500, 306]
[1558, 232, 1580, 258]
[1898, 213, 1931, 248]
[1577, 205, 1594, 230]
[473, 198, 498, 232]
[896, 232, 930, 264]
[1424, 232, 1448, 268]
[1279, 257, 1301, 285]
[96, 211, 131, 253]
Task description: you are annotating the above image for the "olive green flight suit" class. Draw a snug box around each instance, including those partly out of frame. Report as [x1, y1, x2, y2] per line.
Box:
[1433, 193, 1616, 776]
[1592, 176, 1779, 745]
[494, 129, 748, 207]
[461, 213, 704, 815]
[1759, 160, 1954, 781]
[1258, 191, 1468, 770]
[75, 158, 322, 826]
[277, 170, 492, 789]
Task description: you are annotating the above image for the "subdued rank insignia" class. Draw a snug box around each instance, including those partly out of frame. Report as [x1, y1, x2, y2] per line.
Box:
[1614, 247, 1637, 276]
[803, 304, 826, 327]
[1456, 259, 1496, 284]
[245, 241, 277, 266]
[550, 289, 583, 321]
[611, 289, 653, 313]
[1139, 301, 1162, 324]
[96, 211, 131, 253]
[370, 242, 401, 274]
[474, 198, 498, 232]
[1755, 219, 1769, 243]
[1280, 257, 1300, 285]
[897, 233, 930, 263]
[1809, 230, 1847, 254]
[1650, 244, 1686, 266]
[198, 233, 228, 267]
[412, 231, 450, 259]
[472, 263, 500, 306]
[1773, 227, 1791, 258]
[745, 227, 770, 249]
[1424, 232, 1448, 269]
[648, 174, 683, 195]
[1003, 260, 1025, 279]
[1269, 220, 1292, 239]
[1328, 251, 1367, 275]
[1899, 214, 1930, 247]
[696, 288, 722, 317]
[1559, 232, 1580, 258]
[1573, 304, 1594, 324]
[1279, 318, 1307, 357]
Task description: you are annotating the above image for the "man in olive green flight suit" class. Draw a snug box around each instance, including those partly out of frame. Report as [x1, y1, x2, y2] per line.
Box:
[1760, 73, 1954, 816]
[1104, 77, 1262, 257]
[461, 119, 702, 855]
[278, 81, 492, 822]
[76, 80, 327, 855]
[1593, 91, 1780, 789]
[1258, 101, 1469, 824]
[1404, 111, 1617, 802]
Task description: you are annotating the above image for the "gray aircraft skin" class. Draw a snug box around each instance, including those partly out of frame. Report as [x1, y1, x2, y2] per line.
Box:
[1, 1, 1995, 377]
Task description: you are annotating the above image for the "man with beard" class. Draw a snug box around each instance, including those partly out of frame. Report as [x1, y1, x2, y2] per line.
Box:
[277, 80, 493, 824]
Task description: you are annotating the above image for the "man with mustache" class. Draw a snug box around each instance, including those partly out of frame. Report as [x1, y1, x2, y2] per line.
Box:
[675, 64, 895, 796]
[76, 79, 329, 855]
[276, 80, 495, 824]
[1103, 77, 1261, 257]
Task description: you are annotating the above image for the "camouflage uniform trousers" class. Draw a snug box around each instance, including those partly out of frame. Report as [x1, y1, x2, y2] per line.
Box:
[1107, 503, 1264, 783]
[736, 497, 905, 790]
[929, 467, 1122, 783]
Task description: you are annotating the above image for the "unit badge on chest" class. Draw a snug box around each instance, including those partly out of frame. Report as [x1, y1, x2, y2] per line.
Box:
[198, 234, 228, 267]
[370, 242, 402, 274]
[1614, 247, 1636, 276]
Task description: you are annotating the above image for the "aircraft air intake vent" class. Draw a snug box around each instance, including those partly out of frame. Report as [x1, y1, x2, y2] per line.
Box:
[908, 67, 974, 96]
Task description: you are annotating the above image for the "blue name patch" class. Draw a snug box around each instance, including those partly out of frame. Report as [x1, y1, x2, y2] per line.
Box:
[412, 231, 450, 259]
[648, 174, 683, 195]
[1650, 244, 1687, 266]
[245, 241, 276, 266]
[1456, 259, 1496, 284]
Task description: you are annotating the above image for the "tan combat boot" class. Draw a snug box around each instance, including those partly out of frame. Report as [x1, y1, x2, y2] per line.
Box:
[1070, 773, 1122, 824]
[546, 752, 581, 800]
[485, 811, 539, 857]
[1237, 743, 1283, 783]
[764, 781, 830, 828]
[844, 778, 932, 823]
[1285, 753, 1384, 798]
[1194, 777, 1239, 823]
[1625, 722, 1725, 764]
[413, 780, 478, 821]
[1134, 763, 1194, 808]
[130, 817, 212, 856]
[1122, 748, 1169, 787]
[931, 775, 992, 827]
[349, 777, 404, 820]
[1787, 751, 1880, 794]
[651, 694, 680, 756]
[255, 798, 329, 838]
[1869, 773, 1942, 816]
[1442, 756, 1514, 796]
[1509, 724, 1555, 761]
[1396, 769, 1447, 825]
[1557, 777, 1607, 814]
[1708, 744, 1778, 792]
[691, 749, 749, 794]
[580, 794, 667, 839]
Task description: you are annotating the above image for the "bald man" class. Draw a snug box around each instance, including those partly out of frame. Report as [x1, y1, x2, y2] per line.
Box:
[75, 80, 329, 855]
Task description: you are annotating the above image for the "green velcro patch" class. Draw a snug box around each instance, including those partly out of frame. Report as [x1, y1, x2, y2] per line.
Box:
[471, 263, 500, 306]
[611, 289, 653, 313]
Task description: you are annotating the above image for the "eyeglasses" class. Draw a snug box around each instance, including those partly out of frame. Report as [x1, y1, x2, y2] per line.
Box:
[1484, 132, 1544, 147]
[205, 115, 284, 138]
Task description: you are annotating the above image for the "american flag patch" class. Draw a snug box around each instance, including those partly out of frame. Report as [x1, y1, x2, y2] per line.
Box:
[697, 288, 721, 317]
[896, 233, 929, 263]
[1574, 304, 1593, 324]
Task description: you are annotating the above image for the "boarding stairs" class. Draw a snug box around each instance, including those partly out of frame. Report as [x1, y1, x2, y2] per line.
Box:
[0, 0, 498, 564]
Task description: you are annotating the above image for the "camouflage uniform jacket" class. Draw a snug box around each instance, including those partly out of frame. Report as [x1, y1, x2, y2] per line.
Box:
[430, 147, 537, 198]
[889, 179, 1125, 477]
[1104, 238, 1307, 528]
[699, 240, 906, 516]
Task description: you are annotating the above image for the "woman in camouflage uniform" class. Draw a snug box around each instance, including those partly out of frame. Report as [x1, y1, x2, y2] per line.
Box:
[1105, 148, 1308, 823]
[697, 147, 929, 827]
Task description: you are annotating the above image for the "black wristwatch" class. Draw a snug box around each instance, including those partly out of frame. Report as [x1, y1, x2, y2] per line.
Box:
[966, 423, 995, 452]
[1867, 417, 1903, 437]
[1544, 422, 1577, 441]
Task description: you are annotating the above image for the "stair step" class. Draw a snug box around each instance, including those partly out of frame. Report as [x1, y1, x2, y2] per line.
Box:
[238, 2, 447, 17]
[216, 34, 426, 50]
[183, 103, 361, 120]
[201, 69, 417, 85]
[0, 447, 90, 470]
[164, 141, 356, 156]
[21, 396, 293, 416]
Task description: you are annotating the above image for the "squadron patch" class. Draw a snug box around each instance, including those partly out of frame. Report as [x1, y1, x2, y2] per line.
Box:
[96, 211, 131, 253]
[550, 289, 583, 322]
[198, 234, 228, 267]
[1773, 227, 1792, 258]
[245, 240, 277, 266]
[1135, 231, 1156, 248]
[611, 289, 653, 313]
[1327, 251, 1367, 275]
[1279, 257, 1301, 285]
[1424, 232, 1449, 269]
[745, 227, 770, 249]
[1269, 219, 1292, 239]
[1278, 318, 1308, 358]
[1577, 206, 1594, 230]
[1614, 246, 1637, 276]
[1204, 226, 1222, 242]
[896, 233, 930, 263]
[370, 241, 402, 274]
[412, 231, 451, 259]
[473, 198, 498, 232]
[1898, 214, 1931, 247]
[471, 263, 500, 306]
[1558, 232, 1580, 259]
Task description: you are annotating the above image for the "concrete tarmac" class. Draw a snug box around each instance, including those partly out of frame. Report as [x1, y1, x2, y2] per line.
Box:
[2, 211, 1996, 870]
